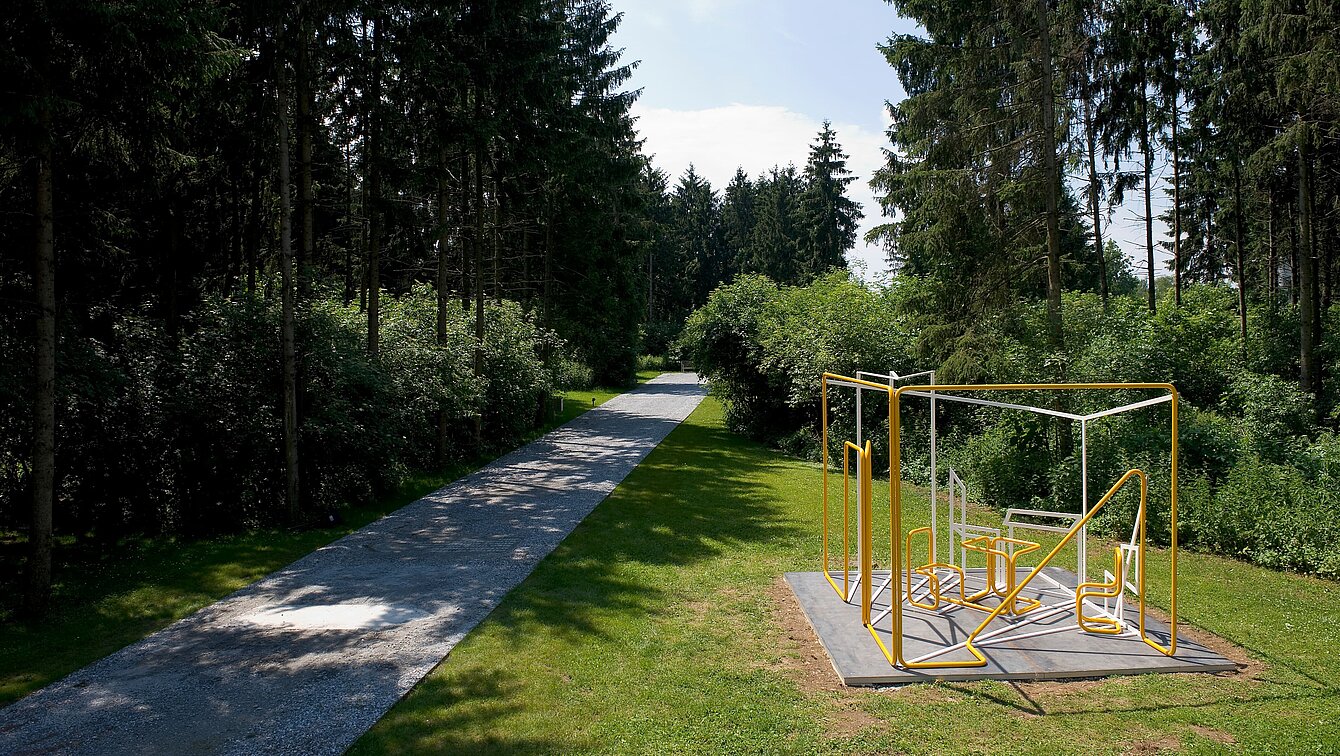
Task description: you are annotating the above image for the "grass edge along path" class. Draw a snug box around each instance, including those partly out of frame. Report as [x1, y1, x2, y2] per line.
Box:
[0, 371, 663, 707]
[354, 397, 1340, 755]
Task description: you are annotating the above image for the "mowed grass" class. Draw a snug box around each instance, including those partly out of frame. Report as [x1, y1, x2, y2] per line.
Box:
[0, 372, 663, 707]
[354, 398, 1340, 755]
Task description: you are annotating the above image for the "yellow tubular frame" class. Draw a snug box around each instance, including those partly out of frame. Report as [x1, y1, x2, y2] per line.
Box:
[1076, 547, 1125, 634]
[822, 376, 1180, 669]
[859, 441, 873, 624]
[905, 527, 967, 611]
[821, 375, 895, 602]
[962, 536, 1042, 615]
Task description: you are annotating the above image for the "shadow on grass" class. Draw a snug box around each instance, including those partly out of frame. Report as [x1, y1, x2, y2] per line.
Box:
[946, 677, 1340, 720]
[0, 469, 466, 707]
[350, 667, 567, 755]
[942, 634, 1340, 720]
[478, 403, 803, 642]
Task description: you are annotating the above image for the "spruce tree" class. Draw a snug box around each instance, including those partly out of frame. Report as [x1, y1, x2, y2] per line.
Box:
[798, 121, 862, 280]
[721, 168, 757, 278]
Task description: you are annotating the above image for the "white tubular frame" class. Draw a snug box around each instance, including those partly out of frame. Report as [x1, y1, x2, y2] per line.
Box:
[896, 389, 1173, 583]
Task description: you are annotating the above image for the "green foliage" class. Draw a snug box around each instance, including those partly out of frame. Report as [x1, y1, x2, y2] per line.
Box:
[684, 274, 1339, 577]
[553, 358, 595, 391]
[634, 354, 677, 373]
[676, 274, 788, 440]
[478, 299, 554, 444]
[1182, 443, 1340, 579]
[0, 287, 561, 539]
[955, 413, 1051, 511]
[797, 120, 862, 278]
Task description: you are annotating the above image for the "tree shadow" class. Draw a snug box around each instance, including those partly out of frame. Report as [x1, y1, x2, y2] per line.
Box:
[478, 403, 804, 642]
[939, 660, 1340, 720]
[0, 376, 726, 753]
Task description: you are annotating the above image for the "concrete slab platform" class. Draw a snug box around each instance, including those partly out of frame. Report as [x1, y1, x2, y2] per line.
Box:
[786, 569, 1237, 685]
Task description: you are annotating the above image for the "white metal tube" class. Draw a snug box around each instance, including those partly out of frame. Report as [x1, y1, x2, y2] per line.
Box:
[930, 370, 938, 562]
[1082, 394, 1173, 421]
[899, 390, 1087, 420]
[1081, 419, 1088, 582]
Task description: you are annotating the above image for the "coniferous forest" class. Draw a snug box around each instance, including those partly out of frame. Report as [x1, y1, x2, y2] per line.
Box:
[0, 1, 864, 609]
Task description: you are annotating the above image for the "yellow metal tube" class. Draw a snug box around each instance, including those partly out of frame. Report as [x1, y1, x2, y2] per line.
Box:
[1077, 547, 1125, 634]
[830, 375, 1179, 667]
[962, 470, 1162, 661]
[880, 382, 1178, 669]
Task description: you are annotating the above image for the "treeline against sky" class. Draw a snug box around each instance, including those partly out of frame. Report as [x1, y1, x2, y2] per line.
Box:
[675, 0, 1340, 578]
[642, 121, 863, 353]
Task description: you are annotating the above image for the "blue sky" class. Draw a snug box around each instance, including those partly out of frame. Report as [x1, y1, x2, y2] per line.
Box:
[611, 0, 915, 278]
[611, 0, 1170, 281]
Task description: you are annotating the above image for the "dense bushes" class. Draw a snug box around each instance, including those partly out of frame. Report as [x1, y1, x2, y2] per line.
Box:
[679, 273, 1340, 577]
[0, 285, 561, 540]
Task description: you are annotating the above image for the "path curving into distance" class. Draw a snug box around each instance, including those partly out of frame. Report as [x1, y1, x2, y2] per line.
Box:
[0, 373, 706, 755]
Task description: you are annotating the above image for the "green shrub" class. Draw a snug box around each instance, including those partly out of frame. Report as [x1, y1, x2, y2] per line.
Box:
[477, 299, 553, 447]
[0, 284, 557, 540]
[679, 273, 1335, 577]
[1222, 372, 1312, 463]
[635, 354, 677, 373]
[554, 357, 595, 390]
[954, 412, 1051, 511]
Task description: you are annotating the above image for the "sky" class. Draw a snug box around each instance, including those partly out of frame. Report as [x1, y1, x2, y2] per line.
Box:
[610, 0, 1172, 282]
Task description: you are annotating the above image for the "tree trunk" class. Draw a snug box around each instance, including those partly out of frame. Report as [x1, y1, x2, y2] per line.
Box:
[1233, 161, 1247, 352]
[473, 114, 485, 448]
[1289, 198, 1299, 305]
[366, 15, 382, 357]
[28, 98, 56, 612]
[344, 144, 355, 305]
[1082, 90, 1107, 301]
[1038, 0, 1063, 354]
[473, 138, 485, 377]
[436, 147, 451, 464]
[543, 185, 553, 327]
[1037, 0, 1071, 457]
[1324, 216, 1334, 315]
[1171, 94, 1182, 306]
[228, 179, 242, 295]
[1268, 187, 1278, 304]
[460, 150, 471, 310]
[277, 51, 301, 522]
[246, 177, 262, 296]
[1142, 85, 1156, 311]
[1299, 143, 1316, 394]
[297, 16, 315, 300]
[492, 172, 501, 301]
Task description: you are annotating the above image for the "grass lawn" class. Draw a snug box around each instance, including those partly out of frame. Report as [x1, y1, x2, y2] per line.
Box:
[0, 371, 664, 707]
[354, 397, 1340, 755]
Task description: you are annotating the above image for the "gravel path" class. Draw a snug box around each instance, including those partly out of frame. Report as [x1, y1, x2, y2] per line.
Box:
[0, 373, 706, 755]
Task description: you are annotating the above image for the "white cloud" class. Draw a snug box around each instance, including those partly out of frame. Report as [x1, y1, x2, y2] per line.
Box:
[686, 0, 729, 22]
[619, 0, 730, 24]
[632, 102, 891, 279]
